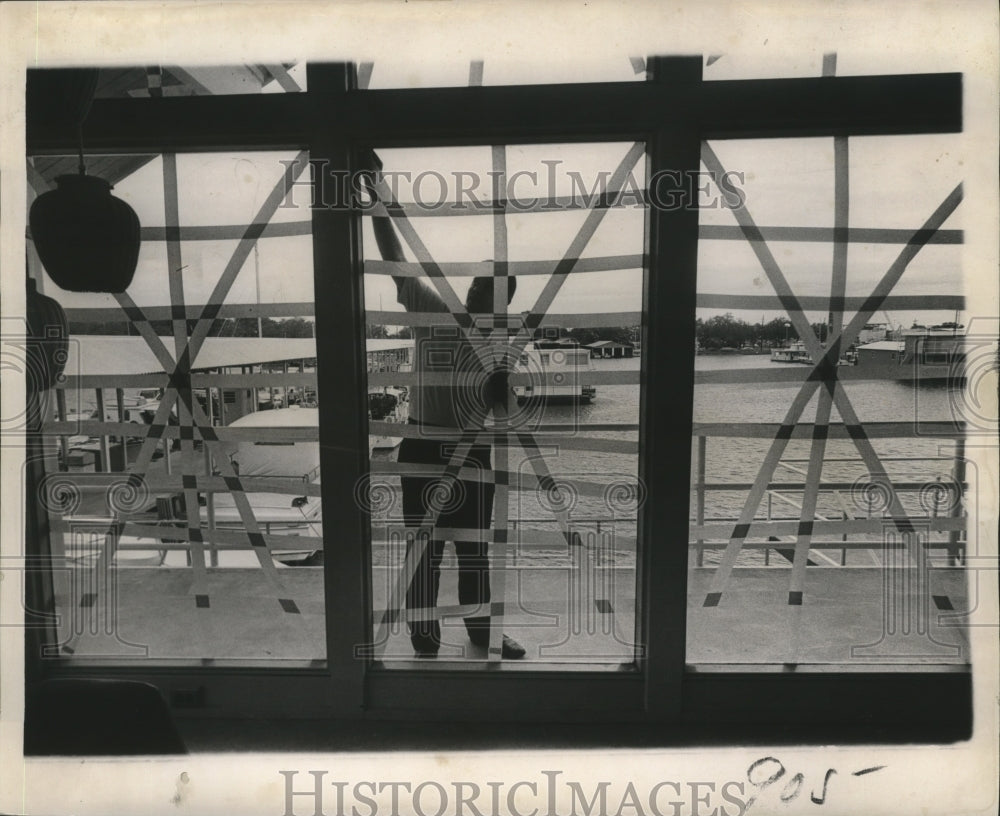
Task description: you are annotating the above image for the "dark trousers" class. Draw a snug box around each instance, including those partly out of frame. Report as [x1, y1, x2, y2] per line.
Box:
[398, 427, 494, 649]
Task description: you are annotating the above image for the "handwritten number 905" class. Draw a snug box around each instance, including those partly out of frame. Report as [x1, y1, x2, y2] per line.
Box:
[745, 758, 854, 810]
[745, 757, 881, 810]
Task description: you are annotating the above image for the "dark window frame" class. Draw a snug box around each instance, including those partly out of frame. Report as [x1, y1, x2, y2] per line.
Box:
[24, 59, 969, 742]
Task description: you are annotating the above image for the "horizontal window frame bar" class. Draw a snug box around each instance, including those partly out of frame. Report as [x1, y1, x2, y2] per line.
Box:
[27, 71, 962, 153]
[32, 666, 970, 740]
[679, 670, 971, 734]
[365, 670, 648, 722]
[698, 72, 962, 140]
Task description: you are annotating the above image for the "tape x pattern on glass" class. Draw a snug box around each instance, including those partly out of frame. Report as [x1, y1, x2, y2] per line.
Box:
[31, 152, 314, 614]
[366, 133, 646, 659]
[699, 123, 963, 607]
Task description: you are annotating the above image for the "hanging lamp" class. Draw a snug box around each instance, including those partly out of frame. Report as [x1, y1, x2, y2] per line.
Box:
[28, 68, 141, 293]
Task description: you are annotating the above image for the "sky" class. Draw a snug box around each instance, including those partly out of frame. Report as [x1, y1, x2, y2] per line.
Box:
[28, 62, 966, 331]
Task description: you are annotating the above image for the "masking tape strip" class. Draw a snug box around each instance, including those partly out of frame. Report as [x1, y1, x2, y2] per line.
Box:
[787, 123, 850, 605]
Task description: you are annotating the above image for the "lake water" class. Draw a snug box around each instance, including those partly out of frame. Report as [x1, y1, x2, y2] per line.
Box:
[68, 351, 964, 559]
[499, 354, 961, 533]
[364, 353, 964, 575]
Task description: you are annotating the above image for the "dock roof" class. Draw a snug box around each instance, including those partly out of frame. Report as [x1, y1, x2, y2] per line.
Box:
[585, 339, 633, 348]
[856, 341, 906, 352]
[65, 336, 321, 376]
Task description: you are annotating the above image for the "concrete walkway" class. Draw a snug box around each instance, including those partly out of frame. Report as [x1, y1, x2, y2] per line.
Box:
[53, 554, 969, 668]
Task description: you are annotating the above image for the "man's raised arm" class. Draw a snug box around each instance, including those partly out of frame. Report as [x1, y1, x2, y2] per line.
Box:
[359, 152, 407, 297]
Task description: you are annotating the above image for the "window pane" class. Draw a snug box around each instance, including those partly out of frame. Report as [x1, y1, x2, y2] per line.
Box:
[686, 137, 969, 669]
[361, 143, 645, 667]
[30, 150, 325, 663]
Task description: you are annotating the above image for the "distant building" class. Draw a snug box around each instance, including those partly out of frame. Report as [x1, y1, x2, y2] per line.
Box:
[585, 339, 634, 358]
[854, 327, 969, 380]
[855, 340, 905, 367]
[366, 338, 414, 373]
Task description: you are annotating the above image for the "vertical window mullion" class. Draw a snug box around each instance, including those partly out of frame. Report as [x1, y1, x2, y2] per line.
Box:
[308, 62, 370, 714]
[640, 57, 703, 717]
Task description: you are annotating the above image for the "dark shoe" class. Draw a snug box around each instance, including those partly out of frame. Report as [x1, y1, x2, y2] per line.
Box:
[411, 635, 439, 658]
[464, 616, 491, 647]
[501, 635, 526, 660]
[468, 631, 526, 660]
[410, 620, 440, 657]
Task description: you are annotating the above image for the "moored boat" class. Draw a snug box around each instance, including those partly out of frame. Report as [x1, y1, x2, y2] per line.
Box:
[514, 340, 597, 403]
[852, 323, 973, 383]
[770, 341, 812, 364]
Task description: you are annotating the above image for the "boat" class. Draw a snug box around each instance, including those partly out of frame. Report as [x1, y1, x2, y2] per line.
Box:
[851, 323, 973, 383]
[770, 341, 812, 364]
[514, 340, 597, 403]
[145, 393, 408, 566]
[210, 406, 323, 565]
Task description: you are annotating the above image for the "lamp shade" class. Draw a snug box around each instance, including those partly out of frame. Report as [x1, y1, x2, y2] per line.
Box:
[29, 174, 141, 293]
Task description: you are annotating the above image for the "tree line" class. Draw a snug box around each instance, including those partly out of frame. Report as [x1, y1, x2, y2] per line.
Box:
[70, 314, 825, 350]
[696, 314, 828, 351]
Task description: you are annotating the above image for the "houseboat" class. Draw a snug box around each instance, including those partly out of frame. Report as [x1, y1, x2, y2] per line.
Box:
[207, 406, 323, 565]
[514, 340, 597, 403]
[770, 341, 812, 364]
[852, 323, 971, 382]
